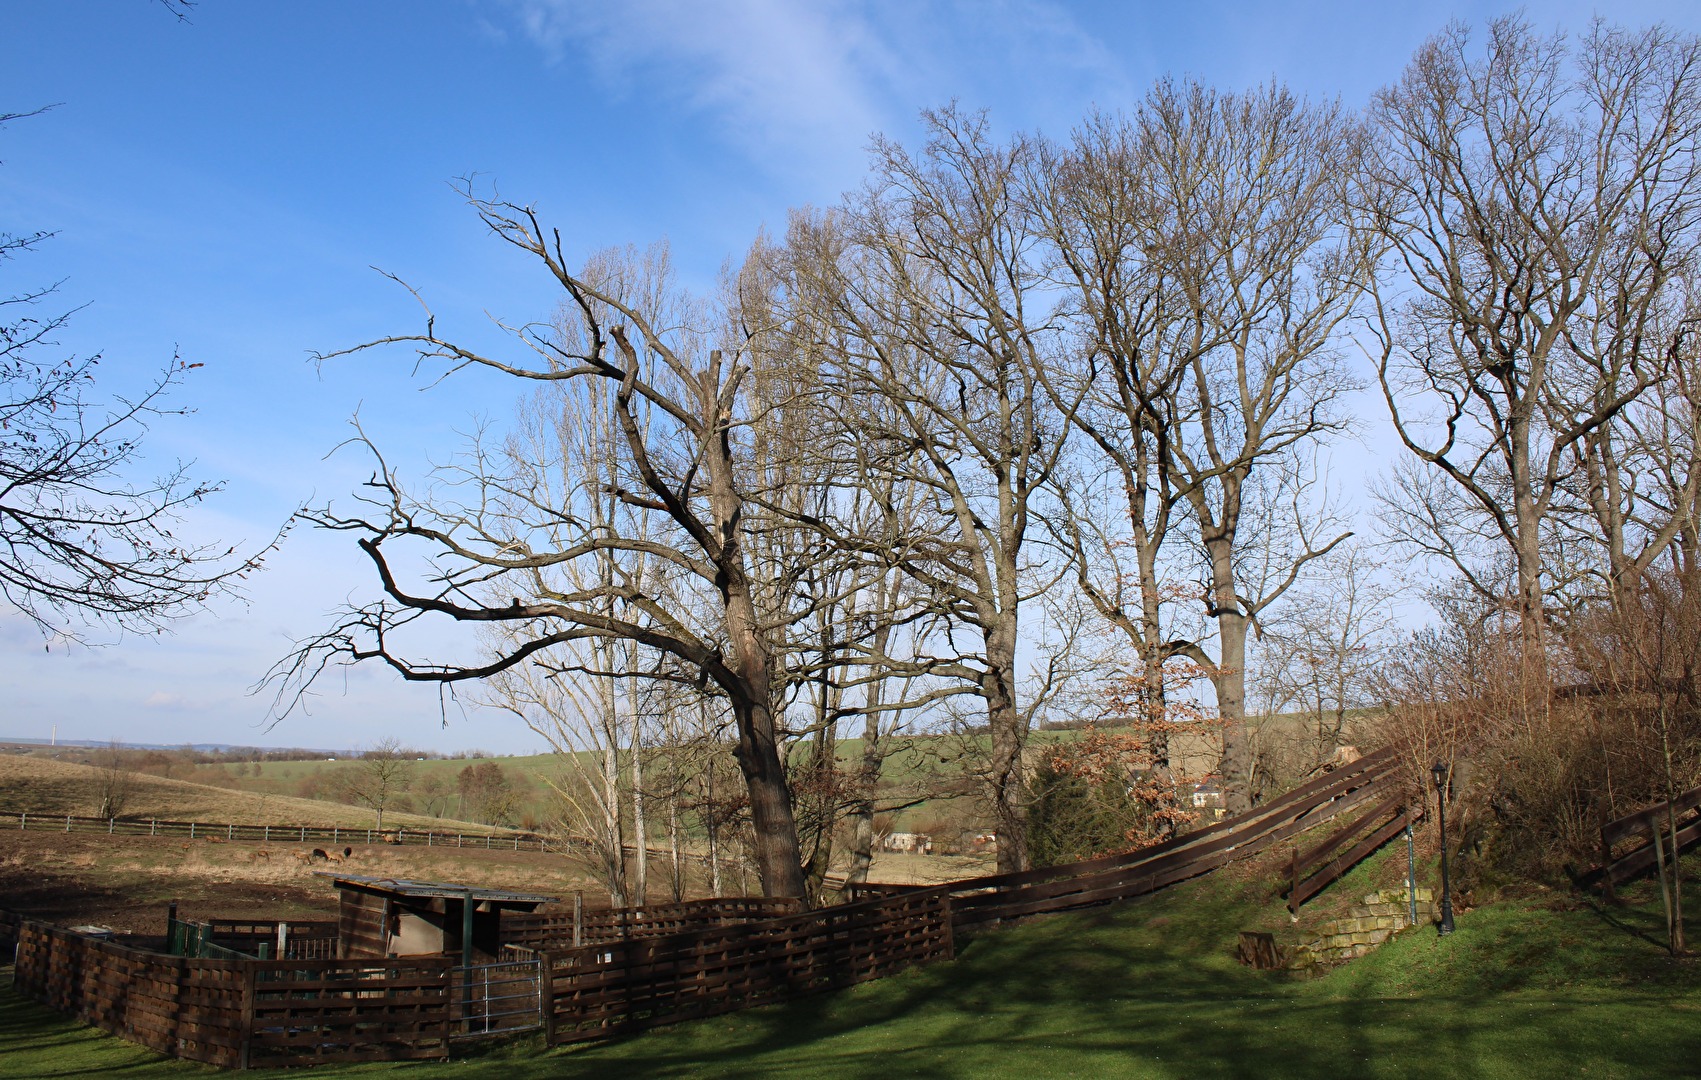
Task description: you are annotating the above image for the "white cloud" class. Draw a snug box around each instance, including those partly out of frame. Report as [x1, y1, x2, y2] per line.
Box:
[491, 0, 1133, 177]
[500, 0, 890, 170]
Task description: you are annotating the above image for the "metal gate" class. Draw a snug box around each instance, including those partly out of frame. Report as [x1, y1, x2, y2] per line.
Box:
[450, 957, 543, 1038]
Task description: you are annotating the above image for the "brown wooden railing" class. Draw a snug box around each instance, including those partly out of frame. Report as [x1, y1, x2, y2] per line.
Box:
[504, 896, 805, 949]
[915, 747, 1400, 930]
[1284, 798, 1418, 915]
[540, 889, 953, 1044]
[1589, 785, 1701, 888]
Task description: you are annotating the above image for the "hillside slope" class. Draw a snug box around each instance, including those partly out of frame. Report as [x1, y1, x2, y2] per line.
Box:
[0, 753, 496, 831]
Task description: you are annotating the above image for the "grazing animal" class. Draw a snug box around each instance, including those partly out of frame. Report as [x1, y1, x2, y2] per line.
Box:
[251, 849, 273, 862]
[310, 848, 330, 861]
[293, 851, 313, 864]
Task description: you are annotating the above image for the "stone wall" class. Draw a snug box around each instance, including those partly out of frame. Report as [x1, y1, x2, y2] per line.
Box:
[1286, 888, 1436, 969]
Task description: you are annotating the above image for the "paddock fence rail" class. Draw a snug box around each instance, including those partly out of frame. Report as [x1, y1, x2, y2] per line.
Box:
[503, 896, 806, 950]
[541, 887, 954, 1045]
[0, 810, 541, 852]
[881, 746, 1402, 932]
[12, 920, 456, 1068]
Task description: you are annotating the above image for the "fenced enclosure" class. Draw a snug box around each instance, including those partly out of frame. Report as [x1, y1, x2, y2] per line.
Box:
[13, 921, 457, 1068]
[166, 917, 340, 961]
[8, 747, 1408, 1069]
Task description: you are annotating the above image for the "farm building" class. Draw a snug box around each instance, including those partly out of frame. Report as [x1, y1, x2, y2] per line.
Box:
[318, 873, 557, 963]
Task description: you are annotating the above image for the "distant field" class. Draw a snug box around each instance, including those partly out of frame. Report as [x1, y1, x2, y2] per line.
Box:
[0, 753, 489, 832]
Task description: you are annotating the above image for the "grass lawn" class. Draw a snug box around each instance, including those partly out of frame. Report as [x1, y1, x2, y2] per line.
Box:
[6, 858, 1699, 1080]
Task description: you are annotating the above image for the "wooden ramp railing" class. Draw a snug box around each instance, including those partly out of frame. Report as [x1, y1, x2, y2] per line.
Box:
[1587, 785, 1701, 889]
[848, 746, 1400, 931]
[1284, 799, 1419, 915]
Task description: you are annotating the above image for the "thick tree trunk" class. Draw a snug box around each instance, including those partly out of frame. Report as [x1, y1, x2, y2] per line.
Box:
[1205, 519, 1252, 815]
[984, 619, 1029, 873]
[845, 611, 895, 887]
[629, 687, 647, 905]
[731, 693, 808, 898]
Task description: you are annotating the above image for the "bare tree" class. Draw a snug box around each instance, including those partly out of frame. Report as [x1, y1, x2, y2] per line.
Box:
[1054, 81, 1374, 813]
[1250, 543, 1402, 772]
[1368, 16, 1701, 651]
[93, 740, 136, 819]
[1, 108, 276, 640]
[268, 194, 817, 898]
[782, 109, 1076, 871]
[341, 737, 415, 831]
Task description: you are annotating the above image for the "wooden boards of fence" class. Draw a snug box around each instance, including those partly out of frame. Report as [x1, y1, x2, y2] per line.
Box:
[245, 958, 454, 1066]
[1590, 785, 1701, 887]
[541, 889, 953, 1044]
[1285, 799, 1416, 914]
[504, 896, 806, 949]
[12, 921, 455, 1068]
[0, 810, 535, 852]
[937, 747, 1400, 929]
[14, 922, 250, 1067]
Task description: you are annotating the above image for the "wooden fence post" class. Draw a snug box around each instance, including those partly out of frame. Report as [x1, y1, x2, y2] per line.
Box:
[1287, 847, 1300, 917]
[573, 892, 583, 947]
[537, 949, 555, 1045]
[239, 965, 256, 1070]
[1599, 809, 1617, 902]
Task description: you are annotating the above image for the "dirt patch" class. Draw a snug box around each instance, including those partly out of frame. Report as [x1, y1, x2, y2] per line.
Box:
[0, 828, 611, 933]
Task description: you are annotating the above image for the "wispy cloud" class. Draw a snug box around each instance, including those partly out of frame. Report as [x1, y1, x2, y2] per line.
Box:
[492, 0, 1132, 176]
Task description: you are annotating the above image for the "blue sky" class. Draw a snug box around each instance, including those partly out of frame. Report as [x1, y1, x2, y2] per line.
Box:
[4, 0, 1698, 754]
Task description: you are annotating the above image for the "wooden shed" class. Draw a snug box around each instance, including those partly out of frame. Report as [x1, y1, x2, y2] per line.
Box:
[318, 874, 557, 964]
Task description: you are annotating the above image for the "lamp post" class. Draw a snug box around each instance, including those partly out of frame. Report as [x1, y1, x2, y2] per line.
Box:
[1432, 762, 1455, 936]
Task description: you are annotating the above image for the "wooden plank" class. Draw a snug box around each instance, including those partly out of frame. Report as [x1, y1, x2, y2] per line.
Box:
[1602, 786, 1701, 847]
[1293, 810, 1412, 907]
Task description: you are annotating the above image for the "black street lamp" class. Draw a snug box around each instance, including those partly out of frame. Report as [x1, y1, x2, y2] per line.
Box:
[1432, 761, 1456, 936]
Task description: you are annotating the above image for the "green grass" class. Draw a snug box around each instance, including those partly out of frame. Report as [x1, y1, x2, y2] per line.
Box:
[6, 859, 1700, 1079]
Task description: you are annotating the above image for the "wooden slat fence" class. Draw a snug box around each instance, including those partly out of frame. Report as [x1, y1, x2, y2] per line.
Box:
[504, 896, 806, 949]
[541, 888, 953, 1045]
[8, 747, 1409, 1068]
[918, 746, 1400, 930]
[1590, 785, 1701, 887]
[15, 922, 250, 1067]
[1284, 798, 1419, 915]
[0, 810, 539, 851]
[246, 957, 453, 1066]
[13, 920, 456, 1068]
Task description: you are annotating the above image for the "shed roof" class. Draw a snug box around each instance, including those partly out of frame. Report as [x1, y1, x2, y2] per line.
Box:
[315, 872, 558, 906]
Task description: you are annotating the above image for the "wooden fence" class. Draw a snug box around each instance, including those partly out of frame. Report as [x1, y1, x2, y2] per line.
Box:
[886, 746, 1400, 931]
[1284, 798, 1419, 915]
[504, 896, 805, 949]
[540, 888, 953, 1044]
[8, 747, 1402, 1068]
[0, 810, 537, 851]
[1589, 784, 1701, 888]
[12, 920, 456, 1068]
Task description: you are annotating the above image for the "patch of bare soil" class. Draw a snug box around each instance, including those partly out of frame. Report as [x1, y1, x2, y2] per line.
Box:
[0, 829, 610, 934]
